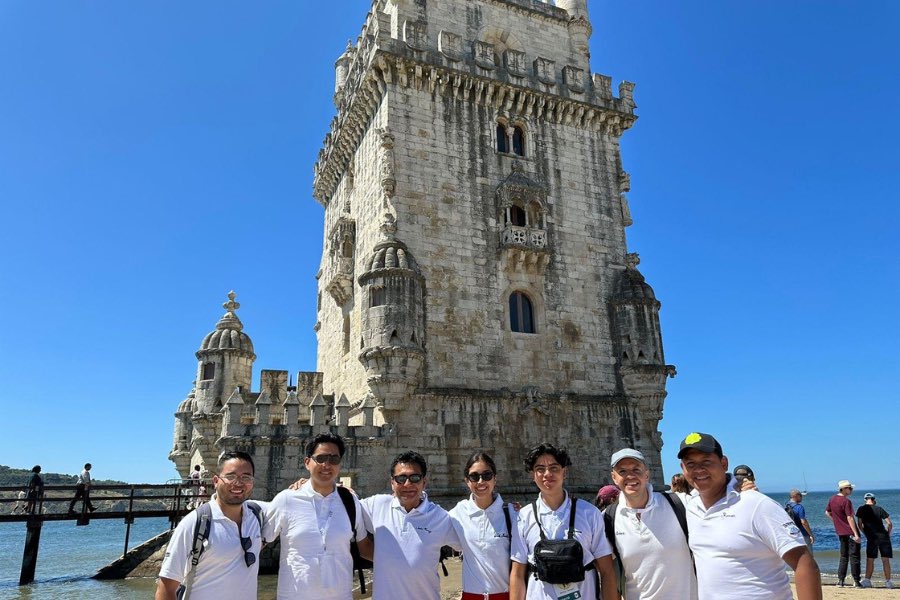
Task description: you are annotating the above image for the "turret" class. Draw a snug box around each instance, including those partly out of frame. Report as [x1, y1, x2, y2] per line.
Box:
[357, 215, 425, 411]
[334, 41, 355, 108]
[556, 0, 592, 59]
[193, 291, 256, 414]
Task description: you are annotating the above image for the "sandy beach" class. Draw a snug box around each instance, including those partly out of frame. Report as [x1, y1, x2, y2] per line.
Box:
[425, 559, 898, 599]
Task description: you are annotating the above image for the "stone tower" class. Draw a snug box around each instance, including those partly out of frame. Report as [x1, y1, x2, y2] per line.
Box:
[169, 0, 674, 499]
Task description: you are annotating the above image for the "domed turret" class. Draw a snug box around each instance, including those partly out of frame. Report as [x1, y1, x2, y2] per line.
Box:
[357, 215, 425, 411]
[193, 292, 256, 414]
[611, 254, 663, 370]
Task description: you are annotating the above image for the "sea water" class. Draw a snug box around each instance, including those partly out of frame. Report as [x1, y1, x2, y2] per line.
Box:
[1, 490, 897, 597]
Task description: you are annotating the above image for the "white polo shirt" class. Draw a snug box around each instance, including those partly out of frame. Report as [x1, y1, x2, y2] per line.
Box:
[511, 492, 613, 600]
[686, 488, 805, 600]
[610, 486, 697, 600]
[159, 499, 263, 600]
[448, 493, 520, 594]
[361, 493, 459, 600]
[263, 482, 366, 600]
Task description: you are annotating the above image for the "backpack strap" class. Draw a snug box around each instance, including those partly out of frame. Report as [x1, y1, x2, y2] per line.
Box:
[531, 501, 546, 540]
[603, 502, 625, 598]
[660, 492, 695, 573]
[245, 501, 265, 535]
[659, 492, 688, 543]
[502, 502, 513, 540]
[566, 497, 578, 539]
[336, 486, 370, 594]
[177, 503, 212, 600]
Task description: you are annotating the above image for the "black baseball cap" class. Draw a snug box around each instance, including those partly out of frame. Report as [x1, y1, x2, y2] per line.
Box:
[677, 432, 723, 459]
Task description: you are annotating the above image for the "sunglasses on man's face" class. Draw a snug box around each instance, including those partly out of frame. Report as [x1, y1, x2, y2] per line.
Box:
[311, 453, 341, 465]
[392, 474, 424, 485]
[465, 471, 495, 483]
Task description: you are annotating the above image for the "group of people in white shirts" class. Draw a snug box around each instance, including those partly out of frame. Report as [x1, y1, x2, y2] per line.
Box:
[156, 431, 824, 600]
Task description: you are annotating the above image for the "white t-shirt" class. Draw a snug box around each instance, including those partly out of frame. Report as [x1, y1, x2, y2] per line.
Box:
[686, 488, 805, 600]
[78, 469, 92, 486]
[511, 492, 613, 600]
[159, 499, 263, 600]
[448, 493, 520, 594]
[610, 487, 697, 600]
[361, 493, 459, 600]
[263, 482, 366, 600]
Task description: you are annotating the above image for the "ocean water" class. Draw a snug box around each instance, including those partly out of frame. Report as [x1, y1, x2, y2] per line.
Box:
[1, 489, 897, 597]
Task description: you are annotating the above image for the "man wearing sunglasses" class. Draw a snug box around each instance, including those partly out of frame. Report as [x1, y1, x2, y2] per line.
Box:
[263, 433, 373, 599]
[156, 451, 262, 600]
[361, 450, 459, 600]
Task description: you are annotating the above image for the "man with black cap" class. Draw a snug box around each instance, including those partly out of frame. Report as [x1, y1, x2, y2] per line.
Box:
[826, 479, 862, 587]
[678, 432, 821, 600]
[605, 448, 697, 600]
[856, 492, 893, 589]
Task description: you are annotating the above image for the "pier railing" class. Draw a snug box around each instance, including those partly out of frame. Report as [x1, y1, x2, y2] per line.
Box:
[0, 482, 197, 585]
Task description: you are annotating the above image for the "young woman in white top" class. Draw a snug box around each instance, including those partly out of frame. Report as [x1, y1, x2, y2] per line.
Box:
[448, 451, 519, 600]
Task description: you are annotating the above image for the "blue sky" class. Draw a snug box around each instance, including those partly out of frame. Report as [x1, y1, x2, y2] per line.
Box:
[1, 1, 897, 492]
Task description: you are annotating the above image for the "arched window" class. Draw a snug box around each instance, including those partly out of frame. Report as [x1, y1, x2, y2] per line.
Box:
[201, 362, 215, 380]
[496, 123, 509, 153]
[509, 291, 535, 333]
[512, 126, 525, 156]
[509, 205, 527, 227]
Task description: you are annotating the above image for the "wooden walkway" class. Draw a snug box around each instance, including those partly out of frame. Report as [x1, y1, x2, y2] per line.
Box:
[0, 482, 195, 585]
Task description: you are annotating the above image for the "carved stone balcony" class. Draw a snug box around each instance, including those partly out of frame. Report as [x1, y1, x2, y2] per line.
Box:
[502, 224, 548, 250]
[323, 257, 354, 306]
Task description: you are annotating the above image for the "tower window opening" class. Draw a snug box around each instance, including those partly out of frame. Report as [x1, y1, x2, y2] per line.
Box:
[509, 291, 535, 334]
[201, 363, 215, 380]
[496, 123, 509, 153]
[370, 287, 386, 307]
[341, 239, 354, 258]
[342, 315, 351, 354]
[512, 126, 525, 156]
[509, 205, 527, 227]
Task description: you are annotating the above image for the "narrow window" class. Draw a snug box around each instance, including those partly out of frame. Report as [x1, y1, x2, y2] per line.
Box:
[509, 291, 535, 333]
[509, 205, 527, 227]
[370, 287, 386, 307]
[496, 123, 509, 153]
[202, 363, 215, 380]
[342, 315, 350, 354]
[341, 239, 354, 258]
[512, 126, 525, 156]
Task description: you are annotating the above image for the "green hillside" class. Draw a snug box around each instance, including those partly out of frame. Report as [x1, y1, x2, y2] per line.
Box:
[0, 465, 130, 487]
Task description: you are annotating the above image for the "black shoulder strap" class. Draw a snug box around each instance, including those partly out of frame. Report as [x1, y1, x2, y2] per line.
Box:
[189, 502, 213, 571]
[603, 501, 619, 561]
[531, 501, 546, 540]
[566, 497, 578, 539]
[660, 492, 689, 543]
[336, 486, 357, 537]
[245, 501, 264, 533]
[502, 502, 512, 540]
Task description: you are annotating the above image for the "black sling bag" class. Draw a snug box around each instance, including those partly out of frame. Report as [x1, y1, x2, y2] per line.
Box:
[531, 497, 585, 585]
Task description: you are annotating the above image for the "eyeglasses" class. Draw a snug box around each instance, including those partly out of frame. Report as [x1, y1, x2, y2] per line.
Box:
[311, 453, 341, 465]
[465, 471, 495, 483]
[219, 474, 255, 485]
[392, 474, 424, 485]
[238, 524, 256, 568]
[533, 465, 562, 475]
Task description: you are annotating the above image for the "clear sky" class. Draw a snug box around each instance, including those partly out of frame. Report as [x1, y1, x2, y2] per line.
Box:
[1, 1, 897, 492]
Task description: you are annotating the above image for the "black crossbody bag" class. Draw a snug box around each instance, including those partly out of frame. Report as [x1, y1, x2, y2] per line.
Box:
[531, 497, 585, 585]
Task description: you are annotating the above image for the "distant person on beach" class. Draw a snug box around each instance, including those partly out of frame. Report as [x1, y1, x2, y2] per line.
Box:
[25, 465, 43, 514]
[732, 464, 755, 484]
[156, 451, 262, 600]
[787, 489, 815, 551]
[826, 479, 862, 587]
[595, 484, 620, 509]
[679, 432, 822, 600]
[263, 433, 372, 600]
[670, 473, 692, 495]
[856, 492, 893, 589]
[68, 463, 96, 514]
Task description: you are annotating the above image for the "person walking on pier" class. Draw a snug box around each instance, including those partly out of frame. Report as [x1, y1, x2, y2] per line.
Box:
[68, 463, 96, 514]
[25, 465, 43, 514]
[156, 451, 263, 600]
